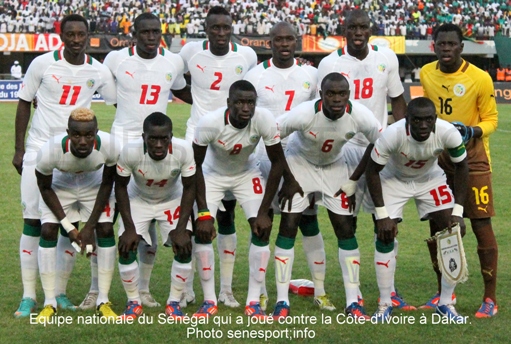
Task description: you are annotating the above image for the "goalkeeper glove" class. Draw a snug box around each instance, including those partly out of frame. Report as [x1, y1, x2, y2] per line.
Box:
[452, 121, 474, 144]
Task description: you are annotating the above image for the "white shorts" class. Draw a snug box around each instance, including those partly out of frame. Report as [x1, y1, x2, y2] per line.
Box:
[118, 197, 192, 246]
[39, 186, 115, 225]
[21, 150, 41, 219]
[283, 152, 351, 215]
[259, 156, 317, 215]
[201, 169, 265, 220]
[380, 172, 454, 221]
[341, 141, 374, 215]
[185, 118, 196, 143]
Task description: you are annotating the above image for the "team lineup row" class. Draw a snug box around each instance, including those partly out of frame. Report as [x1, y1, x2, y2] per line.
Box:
[12, 7, 498, 324]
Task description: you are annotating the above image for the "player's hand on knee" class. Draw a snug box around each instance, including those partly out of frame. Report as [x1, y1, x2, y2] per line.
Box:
[195, 219, 216, 243]
[279, 179, 304, 212]
[118, 229, 141, 258]
[376, 218, 397, 245]
[253, 214, 272, 242]
[79, 224, 97, 256]
[170, 230, 192, 258]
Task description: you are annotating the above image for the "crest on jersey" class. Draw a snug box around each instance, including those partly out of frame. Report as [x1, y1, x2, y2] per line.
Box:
[235, 65, 243, 75]
[345, 131, 356, 140]
[303, 81, 311, 90]
[87, 79, 95, 89]
[453, 84, 466, 97]
[377, 64, 386, 73]
[434, 148, 444, 156]
[165, 73, 173, 83]
[249, 135, 259, 144]
[171, 168, 180, 177]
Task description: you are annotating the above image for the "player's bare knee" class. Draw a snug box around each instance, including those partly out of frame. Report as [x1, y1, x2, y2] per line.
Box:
[41, 223, 59, 241]
[96, 222, 114, 238]
[24, 218, 41, 228]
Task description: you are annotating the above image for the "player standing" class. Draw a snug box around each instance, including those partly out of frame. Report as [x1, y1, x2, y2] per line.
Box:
[179, 6, 257, 308]
[420, 23, 499, 317]
[273, 73, 381, 319]
[115, 113, 196, 319]
[244, 22, 334, 312]
[317, 9, 411, 310]
[34, 109, 119, 322]
[12, 14, 116, 318]
[366, 97, 469, 322]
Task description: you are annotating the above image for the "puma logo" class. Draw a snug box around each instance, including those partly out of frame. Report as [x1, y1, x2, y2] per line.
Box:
[22, 249, 32, 255]
[340, 71, 350, 79]
[353, 260, 360, 265]
[196, 64, 205, 72]
[258, 267, 266, 272]
[217, 140, 226, 146]
[442, 85, 450, 92]
[314, 260, 325, 265]
[202, 266, 212, 271]
[65, 250, 75, 257]
[400, 152, 408, 158]
[223, 249, 235, 256]
[275, 256, 289, 264]
[117, 165, 125, 173]
[374, 147, 380, 158]
[52, 75, 62, 83]
[482, 268, 493, 277]
[121, 277, 134, 283]
[264, 85, 275, 93]
[138, 169, 146, 177]
[125, 70, 135, 79]
[477, 206, 488, 213]
[376, 260, 390, 268]
[176, 274, 187, 282]
[309, 131, 318, 138]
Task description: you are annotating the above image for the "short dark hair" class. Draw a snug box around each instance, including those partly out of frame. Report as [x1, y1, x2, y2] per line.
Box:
[321, 72, 348, 91]
[406, 97, 436, 118]
[433, 23, 463, 43]
[61, 14, 88, 33]
[143, 112, 172, 133]
[229, 80, 256, 98]
[134, 12, 160, 32]
[206, 6, 230, 19]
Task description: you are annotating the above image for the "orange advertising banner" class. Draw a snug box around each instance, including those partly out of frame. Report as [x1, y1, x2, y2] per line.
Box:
[0, 33, 63, 52]
[301, 35, 405, 54]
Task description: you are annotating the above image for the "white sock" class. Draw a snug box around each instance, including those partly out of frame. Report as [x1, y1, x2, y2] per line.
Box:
[185, 238, 196, 294]
[97, 245, 116, 305]
[39, 246, 57, 308]
[374, 250, 396, 304]
[89, 251, 99, 293]
[195, 243, 216, 303]
[391, 238, 398, 294]
[55, 234, 77, 295]
[247, 244, 270, 305]
[274, 245, 294, 305]
[439, 276, 456, 306]
[20, 234, 39, 300]
[138, 222, 157, 293]
[217, 233, 236, 293]
[168, 260, 192, 303]
[302, 233, 326, 297]
[119, 261, 140, 303]
[338, 248, 361, 306]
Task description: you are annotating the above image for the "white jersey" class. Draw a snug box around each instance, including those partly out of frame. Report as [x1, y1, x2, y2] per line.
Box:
[180, 40, 257, 126]
[36, 131, 120, 189]
[18, 50, 117, 151]
[317, 45, 403, 146]
[116, 137, 196, 204]
[371, 118, 467, 181]
[104, 46, 187, 139]
[277, 99, 381, 166]
[194, 106, 280, 177]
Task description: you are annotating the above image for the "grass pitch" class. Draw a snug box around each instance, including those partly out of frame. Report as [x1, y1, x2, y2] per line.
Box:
[0, 101, 509, 343]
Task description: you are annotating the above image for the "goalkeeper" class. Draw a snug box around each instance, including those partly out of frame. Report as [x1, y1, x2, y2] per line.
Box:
[420, 23, 499, 318]
[365, 97, 469, 323]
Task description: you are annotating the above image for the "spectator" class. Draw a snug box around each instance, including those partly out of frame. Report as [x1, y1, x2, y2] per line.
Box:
[11, 60, 22, 80]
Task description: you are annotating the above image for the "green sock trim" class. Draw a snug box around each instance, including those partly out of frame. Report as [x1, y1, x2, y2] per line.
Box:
[375, 239, 394, 253]
[251, 235, 269, 247]
[174, 255, 192, 264]
[23, 223, 41, 237]
[194, 237, 212, 245]
[275, 235, 295, 250]
[59, 225, 69, 237]
[338, 237, 358, 250]
[39, 238, 57, 248]
[97, 236, 115, 248]
[119, 251, 137, 265]
[299, 217, 320, 236]
[218, 223, 236, 235]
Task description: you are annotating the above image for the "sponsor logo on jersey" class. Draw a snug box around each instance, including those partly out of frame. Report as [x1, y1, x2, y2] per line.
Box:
[125, 71, 135, 79]
[235, 65, 243, 75]
[303, 81, 311, 90]
[165, 73, 173, 83]
[442, 84, 450, 92]
[265, 85, 275, 93]
[87, 79, 95, 89]
[249, 135, 259, 143]
[171, 168, 180, 177]
[453, 84, 466, 97]
[345, 131, 356, 140]
[377, 64, 386, 73]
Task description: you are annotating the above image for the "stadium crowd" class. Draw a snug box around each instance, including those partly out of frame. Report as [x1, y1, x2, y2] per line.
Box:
[1, 0, 511, 39]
